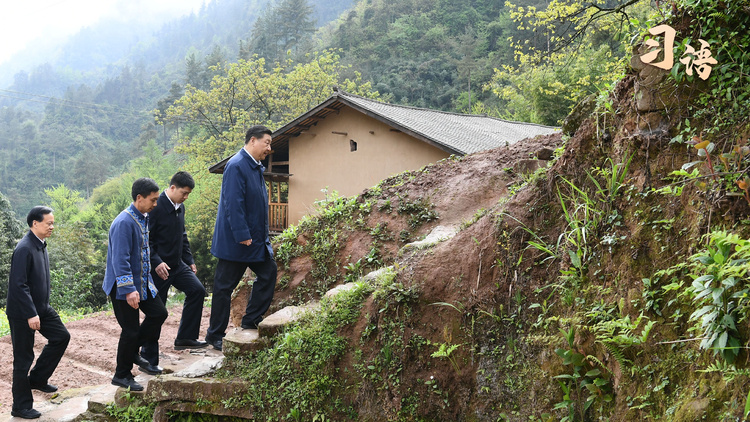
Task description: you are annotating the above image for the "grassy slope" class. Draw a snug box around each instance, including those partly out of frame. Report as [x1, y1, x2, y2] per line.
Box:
[216, 58, 750, 421]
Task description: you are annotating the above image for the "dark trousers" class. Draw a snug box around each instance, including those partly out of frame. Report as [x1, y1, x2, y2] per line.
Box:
[206, 252, 277, 342]
[110, 286, 168, 379]
[9, 307, 70, 411]
[140, 263, 207, 365]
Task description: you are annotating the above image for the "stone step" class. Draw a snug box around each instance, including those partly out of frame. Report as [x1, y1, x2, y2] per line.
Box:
[402, 225, 458, 250]
[171, 356, 224, 378]
[80, 384, 120, 415]
[222, 327, 270, 358]
[223, 302, 320, 358]
[146, 374, 253, 421]
[324, 281, 360, 297]
[258, 303, 318, 338]
[132, 276, 382, 419]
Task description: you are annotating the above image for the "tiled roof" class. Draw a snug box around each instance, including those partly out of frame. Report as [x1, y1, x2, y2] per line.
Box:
[334, 90, 559, 155]
[209, 89, 559, 173]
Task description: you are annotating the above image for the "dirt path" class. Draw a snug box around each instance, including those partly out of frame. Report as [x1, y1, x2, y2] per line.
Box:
[0, 304, 214, 413]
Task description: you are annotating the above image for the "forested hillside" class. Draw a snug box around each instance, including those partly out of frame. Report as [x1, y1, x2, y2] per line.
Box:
[320, 0, 634, 123]
[0, 0, 628, 216]
[0, 0, 354, 215]
[323, 0, 515, 110]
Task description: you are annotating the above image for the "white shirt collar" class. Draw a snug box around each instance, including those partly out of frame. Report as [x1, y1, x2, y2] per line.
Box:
[164, 190, 181, 211]
[242, 147, 261, 166]
[32, 232, 45, 244]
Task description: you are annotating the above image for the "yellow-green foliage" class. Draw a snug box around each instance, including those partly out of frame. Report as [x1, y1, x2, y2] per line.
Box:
[491, 0, 654, 125]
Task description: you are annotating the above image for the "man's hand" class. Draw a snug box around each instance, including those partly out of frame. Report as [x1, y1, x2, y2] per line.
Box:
[126, 291, 140, 309]
[240, 239, 253, 246]
[190, 264, 197, 274]
[156, 262, 171, 280]
[27, 315, 40, 330]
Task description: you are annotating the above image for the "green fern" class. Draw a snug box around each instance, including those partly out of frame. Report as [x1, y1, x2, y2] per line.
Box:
[601, 342, 630, 368]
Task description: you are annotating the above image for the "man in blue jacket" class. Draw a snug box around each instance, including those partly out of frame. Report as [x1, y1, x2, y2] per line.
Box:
[205, 125, 278, 351]
[7, 206, 70, 419]
[102, 178, 168, 391]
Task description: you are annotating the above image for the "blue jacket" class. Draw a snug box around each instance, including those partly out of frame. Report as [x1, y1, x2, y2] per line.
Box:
[211, 148, 273, 262]
[6, 231, 51, 319]
[102, 204, 159, 300]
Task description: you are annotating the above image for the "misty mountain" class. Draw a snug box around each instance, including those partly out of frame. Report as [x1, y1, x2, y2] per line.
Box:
[0, 0, 355, 214]
[0, 0, 354, 103]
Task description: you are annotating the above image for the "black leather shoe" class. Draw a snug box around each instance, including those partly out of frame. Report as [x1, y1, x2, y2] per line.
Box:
[29, 383, 58, 393]
[174, 339, 209, 350]
[138, 362, 163, 375]
[133, 354, 150, 367]
[111, 376, 143, 391]
[134, 355, 162, 375]
[10, 408, 41, 419]
[240, 322, 259, 329]
[206, 338, 222, 351]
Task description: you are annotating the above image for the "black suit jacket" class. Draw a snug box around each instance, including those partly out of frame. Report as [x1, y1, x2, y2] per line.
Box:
[149, 191, 194, 272]
[5, 231, 51, 319]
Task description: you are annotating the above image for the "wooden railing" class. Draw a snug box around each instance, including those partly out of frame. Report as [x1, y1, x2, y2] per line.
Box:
[269, 203, 288, 232]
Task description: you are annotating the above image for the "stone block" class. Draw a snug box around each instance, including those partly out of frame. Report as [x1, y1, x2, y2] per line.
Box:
[223, 328, 271, 357]
[172, 356, 225, 378]
[146, 375, 250, 402]
[85, 384, 119, 414]
[258, 304, 317, 338]
[324, 282, 358, 298]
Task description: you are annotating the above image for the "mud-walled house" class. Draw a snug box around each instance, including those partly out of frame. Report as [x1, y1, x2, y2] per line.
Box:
[209, 88, 559, 233]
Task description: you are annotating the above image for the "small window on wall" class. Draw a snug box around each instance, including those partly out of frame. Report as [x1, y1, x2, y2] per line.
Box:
[350, 140, 357, 152]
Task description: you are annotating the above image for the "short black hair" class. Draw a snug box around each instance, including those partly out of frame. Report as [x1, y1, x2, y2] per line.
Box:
[245, 125, 272, 144]
[27, 206, 53, 227]
[170, 171, 195, 190]
[131, 178, 160, 201]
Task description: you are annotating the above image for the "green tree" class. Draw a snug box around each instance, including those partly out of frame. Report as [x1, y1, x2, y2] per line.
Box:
[276, 0, 317, 55]
[487, 0, 654, 124]
[89, 140, 179, 225]
[249, 0, 317, 63]
[0, 191, 24, 308]
[249, 4, 281, 61]
[488, 43, 625, 125]
[166, 50, 379, 164]
[185, 53, 204, 89]
[45, 185, 107, 311]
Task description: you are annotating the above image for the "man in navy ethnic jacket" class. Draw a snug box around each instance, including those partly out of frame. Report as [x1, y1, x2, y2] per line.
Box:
[102, 178, 168, 391]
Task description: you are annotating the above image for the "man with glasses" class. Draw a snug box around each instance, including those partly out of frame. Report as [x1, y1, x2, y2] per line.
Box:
[7, 206, 70, 419]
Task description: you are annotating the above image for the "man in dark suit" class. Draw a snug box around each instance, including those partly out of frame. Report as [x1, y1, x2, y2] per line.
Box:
[6, 206, 70, 419]
[139, 171, 208, 370]
[205, 125, 278, 351]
